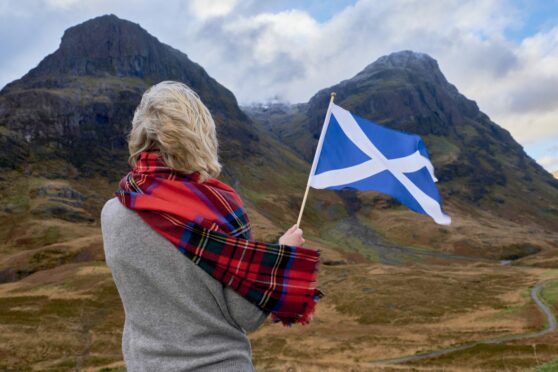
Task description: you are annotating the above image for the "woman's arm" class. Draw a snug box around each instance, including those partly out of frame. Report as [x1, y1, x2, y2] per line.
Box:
[221, 224, 306, 332]
[179, 220, 321, 327]
[223, 285, 269, 333]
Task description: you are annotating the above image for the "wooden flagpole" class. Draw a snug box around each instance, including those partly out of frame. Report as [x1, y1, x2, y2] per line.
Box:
[296, 91, 336, 227]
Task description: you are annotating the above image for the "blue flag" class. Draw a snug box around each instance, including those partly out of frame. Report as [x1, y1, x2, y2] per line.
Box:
[308, 102, 451, 225]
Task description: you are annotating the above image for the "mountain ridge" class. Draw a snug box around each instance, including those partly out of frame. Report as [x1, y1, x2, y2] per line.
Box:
[0, 14, 261, 180]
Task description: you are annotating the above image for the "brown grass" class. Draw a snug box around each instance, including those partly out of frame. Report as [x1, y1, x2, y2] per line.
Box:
[1, 171, 558, 370]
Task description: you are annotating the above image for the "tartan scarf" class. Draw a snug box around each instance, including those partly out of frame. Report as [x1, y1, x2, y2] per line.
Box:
[114, 151, 324, 326]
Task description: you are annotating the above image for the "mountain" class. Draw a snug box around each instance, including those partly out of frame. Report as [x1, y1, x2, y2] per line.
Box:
[0, 14, 318, 282]
[0, 14, 258, 179]
[250, 51, 558, 206]
[245, 51, 558, 258]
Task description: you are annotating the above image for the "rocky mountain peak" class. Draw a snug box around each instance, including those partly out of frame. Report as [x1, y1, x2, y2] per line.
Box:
[307, 51, 476, 135]
[21, 14, 180, 80]
[355, 50, 449, 87]
[0, 14, 256, 177]
[374, 50, 437, 69]
[59, 14, 153, 54]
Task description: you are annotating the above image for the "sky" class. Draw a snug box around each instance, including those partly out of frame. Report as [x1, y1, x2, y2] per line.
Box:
[0, 0, 557, 173]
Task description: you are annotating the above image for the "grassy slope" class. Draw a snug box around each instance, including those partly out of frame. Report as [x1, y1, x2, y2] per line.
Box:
[2, 214, 558, 371]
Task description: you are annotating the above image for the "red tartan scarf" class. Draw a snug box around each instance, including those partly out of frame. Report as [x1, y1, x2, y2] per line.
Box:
[114, 151, 324, 326]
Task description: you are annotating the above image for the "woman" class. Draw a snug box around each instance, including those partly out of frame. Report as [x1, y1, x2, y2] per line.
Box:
[101, 81, 323, 371]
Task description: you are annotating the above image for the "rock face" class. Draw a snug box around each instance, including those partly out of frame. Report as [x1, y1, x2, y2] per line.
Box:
[0, 14, 256, 180]
[247, 51, 558, 227]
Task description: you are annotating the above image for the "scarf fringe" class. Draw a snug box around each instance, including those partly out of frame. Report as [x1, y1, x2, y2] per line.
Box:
[271, 287, 325, 326]
[270, 249, 324, 327]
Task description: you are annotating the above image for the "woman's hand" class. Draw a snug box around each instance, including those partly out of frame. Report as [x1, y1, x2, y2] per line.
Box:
[278, 224, 305, 246]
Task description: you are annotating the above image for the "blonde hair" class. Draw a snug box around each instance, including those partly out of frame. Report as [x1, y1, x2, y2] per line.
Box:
[127, 81, 221, 182]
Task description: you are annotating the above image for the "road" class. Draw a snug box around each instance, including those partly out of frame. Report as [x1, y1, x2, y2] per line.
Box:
[368, 282, 557, 366]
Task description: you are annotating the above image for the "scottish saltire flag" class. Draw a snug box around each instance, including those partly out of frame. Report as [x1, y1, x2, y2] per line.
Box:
[308, 102, 451, 225]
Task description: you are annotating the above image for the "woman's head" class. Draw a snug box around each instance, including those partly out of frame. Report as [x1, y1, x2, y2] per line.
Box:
[127, 81, 221, 182]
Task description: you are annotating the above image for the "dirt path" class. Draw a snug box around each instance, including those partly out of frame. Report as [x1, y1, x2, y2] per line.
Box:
[368, 281, 557, 366]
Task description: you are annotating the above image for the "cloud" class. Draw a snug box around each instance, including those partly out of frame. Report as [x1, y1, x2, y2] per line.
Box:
[45, 0, 82, 9]
[538, 143, 558, 172]
[537, 153, 558, 172]
[444, 25, 558, 145]
[176, 0, 523, 106]
[188, 0, 239, 20]
[173, 0, 557, 157]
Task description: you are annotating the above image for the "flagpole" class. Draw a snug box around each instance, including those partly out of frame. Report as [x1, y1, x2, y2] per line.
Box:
[296, 92, 336, 227]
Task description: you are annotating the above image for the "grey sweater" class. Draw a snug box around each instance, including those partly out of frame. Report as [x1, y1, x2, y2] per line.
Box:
[101, 197, 269, 371]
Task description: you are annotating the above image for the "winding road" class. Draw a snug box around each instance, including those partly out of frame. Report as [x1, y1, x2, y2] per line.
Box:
[368, 282, 557, 366]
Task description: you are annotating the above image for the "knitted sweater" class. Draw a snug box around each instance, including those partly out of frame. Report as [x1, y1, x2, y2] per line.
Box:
[101, 197, 269, 371]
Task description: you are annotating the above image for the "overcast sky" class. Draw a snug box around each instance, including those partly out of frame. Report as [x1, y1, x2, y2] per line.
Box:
[0, 0, 557, 173]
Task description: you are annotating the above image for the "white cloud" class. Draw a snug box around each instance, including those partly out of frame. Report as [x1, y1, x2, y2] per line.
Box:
[538, 154, 558, 172]
[188, 0, 239, 20]
[444, 26, 558, 145]
[45, 0, 82, 9]
[181, 0, 522, 105]
[224, 10, 319, 63]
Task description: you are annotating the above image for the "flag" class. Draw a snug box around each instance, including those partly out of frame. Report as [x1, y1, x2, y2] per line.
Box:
[308, 102, 451, 225]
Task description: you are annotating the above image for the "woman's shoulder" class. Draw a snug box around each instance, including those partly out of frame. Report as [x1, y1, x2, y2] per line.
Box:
[101, 197, 136, 226]
[101, 197, 121, 216]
